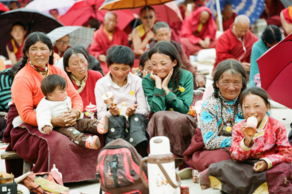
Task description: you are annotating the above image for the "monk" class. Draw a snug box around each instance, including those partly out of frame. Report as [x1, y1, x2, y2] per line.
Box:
[216, 3, 237, 31]
[132, 6, 156, 56]
[6, 22, 26, 65]
[53, 35, 70, 58]
[261, 0, 284, 27]
[213, 15, 258, 78]
[280, 5, 292, 35]
[148, 22, 205, 88]
[89, 12, 128, 75]
[180, 6, 217, 55]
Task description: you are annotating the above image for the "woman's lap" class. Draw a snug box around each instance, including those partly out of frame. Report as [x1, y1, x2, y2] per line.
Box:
[147, 111, 197, 157]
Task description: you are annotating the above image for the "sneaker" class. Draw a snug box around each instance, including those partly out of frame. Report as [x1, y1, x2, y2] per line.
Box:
[97, 115, 109, 134]
[178, 168, 192, 180]
[85, 135, 100, 149]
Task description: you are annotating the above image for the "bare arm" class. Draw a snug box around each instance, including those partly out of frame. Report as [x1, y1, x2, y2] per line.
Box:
[281, 12, 292, 35]
[133, 28, 153, 55]
[6, 46, 17, 65]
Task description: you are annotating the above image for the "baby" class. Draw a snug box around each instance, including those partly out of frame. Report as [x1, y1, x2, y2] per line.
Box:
[36, 74, 101, 149]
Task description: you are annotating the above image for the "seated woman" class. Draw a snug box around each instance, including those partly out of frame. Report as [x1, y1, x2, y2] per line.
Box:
[201, 87, 292, 194]
[142, 41, 196, 157]
[95, 45, 149, 157]
[63, 46, 103, 112]
[249, 25, 282, 87]
[135, 50, 152, 78]
[184, 59, 246, 172]
[0, 62, 21, 139]
[3, 32, 101, 182]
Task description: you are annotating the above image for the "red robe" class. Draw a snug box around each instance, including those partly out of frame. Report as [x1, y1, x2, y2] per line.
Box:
[260, 0, 284, 26]
[71, 70, 103, 112]
[180, 6, 217, 55]
[213, 26, 258, 71]
[283, 5, 292, 24]
[89, 25, 128, 75]
[180, 6, 216, 44]
[53, 45, 70, 58]
[223, 12, 237, 31]
[6, 38, 25, 62]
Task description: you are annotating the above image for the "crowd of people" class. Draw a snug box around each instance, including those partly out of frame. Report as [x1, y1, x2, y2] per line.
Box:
[0, 0, 292, 193]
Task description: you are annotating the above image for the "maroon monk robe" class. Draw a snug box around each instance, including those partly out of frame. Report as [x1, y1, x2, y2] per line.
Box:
[223, 12, 237, 31]
[71, 70, 103, 112]
[89, 25, 128, 75]
[213, 26, 258, 71]
[260, 0, 284, 26]
[180, 6, 217, 55]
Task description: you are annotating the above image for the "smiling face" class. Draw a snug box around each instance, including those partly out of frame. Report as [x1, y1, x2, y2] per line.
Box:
[151, 53, 177, 79]
[47, 86, 68, 102]
[216, 70, 243, 100]
[66, 53, 88, 80]
[242, 94, 270, 126]
[26, 41, 52, 68]
[109, 63, 131, 84]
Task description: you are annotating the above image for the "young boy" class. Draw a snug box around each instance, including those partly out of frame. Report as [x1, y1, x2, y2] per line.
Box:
[6, 22, 26, 65]
[37, 74, 101, 149]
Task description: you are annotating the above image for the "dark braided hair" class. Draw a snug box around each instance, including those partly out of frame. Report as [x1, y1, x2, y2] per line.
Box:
[18, 32, 54, 72]
[213, 59, 247, 98]
[148, 41, 182, 92]
[261, 25, 281, 47]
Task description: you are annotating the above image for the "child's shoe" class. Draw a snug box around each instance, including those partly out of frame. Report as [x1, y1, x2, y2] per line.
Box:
[97, 116, 109, 134]
[85, 135, 100, 149]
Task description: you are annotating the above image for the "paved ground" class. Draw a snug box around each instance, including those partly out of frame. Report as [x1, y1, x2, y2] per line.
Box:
[1, 62, 291, 193]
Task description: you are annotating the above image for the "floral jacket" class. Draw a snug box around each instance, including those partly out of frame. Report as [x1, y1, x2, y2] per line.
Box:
[198, 93, 244, 149]
[231, 115, 292, 169]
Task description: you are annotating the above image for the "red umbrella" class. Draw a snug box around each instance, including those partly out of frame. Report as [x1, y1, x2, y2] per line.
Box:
[257, 33, 292, 109]
[59, 0, 136, 30]
[130, 2, 182, 24]
[0, 3, 9, 13]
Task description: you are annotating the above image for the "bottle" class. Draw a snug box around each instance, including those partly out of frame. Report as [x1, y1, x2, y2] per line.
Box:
[244, 116, 258, 136]
[51, 164, 62, 179]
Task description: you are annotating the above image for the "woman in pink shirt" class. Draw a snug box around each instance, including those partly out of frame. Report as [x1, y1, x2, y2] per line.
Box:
[95, 46, 149, 157]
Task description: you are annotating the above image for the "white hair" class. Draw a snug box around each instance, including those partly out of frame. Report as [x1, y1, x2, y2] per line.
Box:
[234, 15, 250, 25]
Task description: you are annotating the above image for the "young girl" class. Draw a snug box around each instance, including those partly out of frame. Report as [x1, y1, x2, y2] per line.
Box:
[142, 41, 196, 157]
[201, 87, 292, 194]
[135, 50, 152, 78]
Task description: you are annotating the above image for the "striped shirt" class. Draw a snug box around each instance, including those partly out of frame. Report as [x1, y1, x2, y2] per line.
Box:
[0, 69, 13, 112]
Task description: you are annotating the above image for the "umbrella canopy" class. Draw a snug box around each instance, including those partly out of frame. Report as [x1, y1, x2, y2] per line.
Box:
[257, 33, 292, 109]
[59, 0, 136, 31]
[99, 0, 174, 10]
[0, 8, 62, 58]
[25, 0, 76, 15]
[130, 1, 182, 24]
[206, 0, 265, 25]
[280, 0, 292, 8]
[0, 3, 9, 13]
[47, 26, 94, 49]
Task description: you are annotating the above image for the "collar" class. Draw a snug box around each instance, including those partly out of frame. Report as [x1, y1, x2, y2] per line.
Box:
[218, 91, 239, 106]
[106, 72, 132, 88]
[257, 114, 269, 132]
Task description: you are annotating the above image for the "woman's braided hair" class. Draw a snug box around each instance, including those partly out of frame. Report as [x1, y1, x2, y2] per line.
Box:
[148, 41, 182, 92]
[18, 32, 54, 72]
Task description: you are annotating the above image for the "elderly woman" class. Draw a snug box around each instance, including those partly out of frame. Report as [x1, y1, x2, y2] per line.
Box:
[63, 46, 103, 112]
[3, 32, 100, 182]
[142, 41, 196, 157]
[184, 59, 247, 172]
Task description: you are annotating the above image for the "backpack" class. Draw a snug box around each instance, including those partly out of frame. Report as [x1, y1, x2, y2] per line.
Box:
[96, 138, 148, 194]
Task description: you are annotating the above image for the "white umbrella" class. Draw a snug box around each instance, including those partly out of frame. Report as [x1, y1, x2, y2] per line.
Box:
[25, 0, 76, 15]
[47, 26, 94, 49]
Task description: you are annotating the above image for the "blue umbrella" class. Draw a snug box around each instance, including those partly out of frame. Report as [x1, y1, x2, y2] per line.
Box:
[206, 0, 265, 25]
